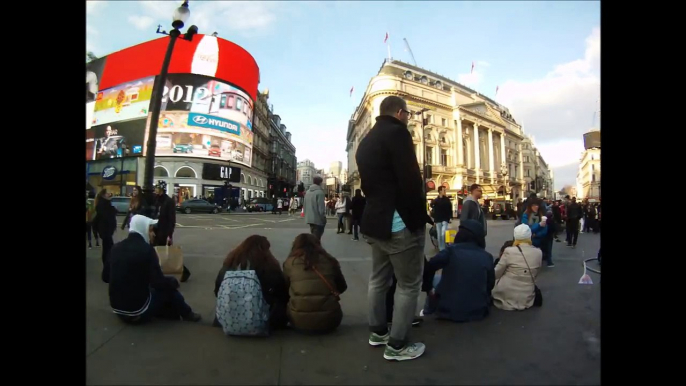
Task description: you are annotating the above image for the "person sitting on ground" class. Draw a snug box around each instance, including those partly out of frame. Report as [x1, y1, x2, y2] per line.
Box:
[520, 199, 548, 249]
[494, 240, 514, 267]
[214, 235, 289, 335]
[422, 219, 495, 322]
[283, 233, 348, 333]
[492, 224, 543, 311]
[107, 215, 201, 324]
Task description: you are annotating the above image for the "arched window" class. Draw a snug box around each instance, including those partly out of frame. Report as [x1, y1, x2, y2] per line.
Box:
[241, 173, 246, 183]
[175, 166, 197, 178]
[247, 175, 253, 186]
[154, 166, 170, 177]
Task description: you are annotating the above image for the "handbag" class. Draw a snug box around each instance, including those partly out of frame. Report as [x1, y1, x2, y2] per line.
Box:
[516, 246, 543, 307]
[311, 265, 340, 301]
[155, 245, 184, 281]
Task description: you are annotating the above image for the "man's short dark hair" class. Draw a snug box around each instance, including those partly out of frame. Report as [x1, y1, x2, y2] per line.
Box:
[565, 195, 570, 199]
[379, 96, 406, 116]
[313, 176, 323, 185]
[469, 184, 481, 192]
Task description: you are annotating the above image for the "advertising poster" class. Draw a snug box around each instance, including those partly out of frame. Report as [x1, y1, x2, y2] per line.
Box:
[91, 76, 155, 127]
[86, 57, 107, 130]
[150, 73, 254, 167]
[87, 118, 147, 160]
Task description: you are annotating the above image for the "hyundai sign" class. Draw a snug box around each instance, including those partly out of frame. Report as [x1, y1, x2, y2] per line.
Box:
[188, 113, 240, 135]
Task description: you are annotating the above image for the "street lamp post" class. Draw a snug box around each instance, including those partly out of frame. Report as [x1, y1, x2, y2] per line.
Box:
[142, 1, 198, 216]
[416, 108, 429, 199]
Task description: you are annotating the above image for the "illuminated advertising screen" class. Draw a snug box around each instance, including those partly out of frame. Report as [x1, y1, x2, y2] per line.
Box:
[150, 73, 254, 167]
[86, 57, 107, 130]
[91, 76, 155, 127]
[87, 118, 147, 160]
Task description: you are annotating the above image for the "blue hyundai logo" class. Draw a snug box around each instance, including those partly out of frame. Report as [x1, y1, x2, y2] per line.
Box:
[193, 115, 208, 124]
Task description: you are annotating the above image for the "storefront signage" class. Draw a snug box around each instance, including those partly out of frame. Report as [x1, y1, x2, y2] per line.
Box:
[102, 166, 117, 180]
[202, 163, 241, 182]
[188, 113, 240, 135]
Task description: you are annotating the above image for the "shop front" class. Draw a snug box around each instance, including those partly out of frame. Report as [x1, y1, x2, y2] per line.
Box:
[86, 158, 138, 196]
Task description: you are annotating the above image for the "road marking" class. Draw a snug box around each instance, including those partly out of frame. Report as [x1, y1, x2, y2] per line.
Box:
[219, 224, 262, 230]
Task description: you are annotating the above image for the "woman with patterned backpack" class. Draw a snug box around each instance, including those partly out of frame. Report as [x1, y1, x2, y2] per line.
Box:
[213, 235, 289, 336]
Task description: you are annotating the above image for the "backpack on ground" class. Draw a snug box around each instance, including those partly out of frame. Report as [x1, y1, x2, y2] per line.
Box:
[215, 269, 270, 337]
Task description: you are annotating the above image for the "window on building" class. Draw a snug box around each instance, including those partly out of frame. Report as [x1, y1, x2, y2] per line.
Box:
[404, 71, 413, 80]
[426, 146, 433, 165]
[236, 98, 242, 111]
[435, 81, 442, 89]
[421, 76, 428, 84]
[227, 95, 234, 109]
[440, 149, 448, 166]
[441, 118, 447, 127]
[220, 94, 227, 108]
[592, 174, 596, 182]
[526, 169, 531, 177]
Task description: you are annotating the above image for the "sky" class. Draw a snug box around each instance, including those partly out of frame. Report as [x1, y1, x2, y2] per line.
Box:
[87, 1, 600, 190]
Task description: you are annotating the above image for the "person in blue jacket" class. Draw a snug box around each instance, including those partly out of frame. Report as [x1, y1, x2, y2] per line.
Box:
[520, 199, 548, 249]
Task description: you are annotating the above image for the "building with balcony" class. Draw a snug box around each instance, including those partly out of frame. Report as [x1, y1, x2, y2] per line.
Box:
[346, 59, 554, 203]
[297, 159, 318, 190]
[576, 147, 601, 201]
[257, 90, 297, 198]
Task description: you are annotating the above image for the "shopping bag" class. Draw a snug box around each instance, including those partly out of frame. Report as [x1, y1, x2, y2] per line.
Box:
[155, 245, 184, 281]
[445, 229, 458, 245]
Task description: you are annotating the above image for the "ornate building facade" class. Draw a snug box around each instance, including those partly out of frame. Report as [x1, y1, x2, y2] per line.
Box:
[346, 60, 554, 203]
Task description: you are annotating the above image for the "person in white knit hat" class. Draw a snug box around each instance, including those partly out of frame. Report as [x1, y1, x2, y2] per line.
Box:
[491, 224, 543, 311]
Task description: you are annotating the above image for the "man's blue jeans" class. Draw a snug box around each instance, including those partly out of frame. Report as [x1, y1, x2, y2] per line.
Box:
[436, 221, 449, 250]
[422, 274, 442, 315]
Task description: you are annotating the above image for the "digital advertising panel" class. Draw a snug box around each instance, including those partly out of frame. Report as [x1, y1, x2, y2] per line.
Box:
[150, 73, 254, 167]
[87, 118, 147, 161]
[86, 34, 260, 166]
[86, 57, 107, 130]
[91, 76, 155, 127]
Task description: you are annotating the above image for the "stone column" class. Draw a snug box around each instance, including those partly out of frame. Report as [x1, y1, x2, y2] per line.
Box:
[488, 128, 495, 182]
[456, 118, 464, 166]
[473, 123, 480, 183]
[500, 133, 507, 183]
[518, 142, 524, 182]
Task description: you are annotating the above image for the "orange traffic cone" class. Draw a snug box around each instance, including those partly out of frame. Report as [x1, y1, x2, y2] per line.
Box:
[300, 208, 305, 218]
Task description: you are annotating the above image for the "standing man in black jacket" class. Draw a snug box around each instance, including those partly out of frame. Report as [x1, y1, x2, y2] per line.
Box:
[106, 214, 201, 324]
[565, 197, 583, 248]
[432, 186, 453, 251]
[356, 95, 426, 362]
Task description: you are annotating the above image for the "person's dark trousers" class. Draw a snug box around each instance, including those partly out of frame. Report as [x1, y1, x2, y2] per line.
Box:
[583, 216, 590, 232]
[352, 218, 361, 240]
[337, 213, 345, 233]
[554, 221, 562, 240]
[542, 237, 554, 265]
[566, 219, 579, 246]
[309, 224, 325, 240]
[100, 234, 114, 282]
[118, 288, 193, 324]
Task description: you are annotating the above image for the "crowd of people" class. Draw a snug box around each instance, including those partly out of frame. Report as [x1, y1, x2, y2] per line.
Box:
[88, 95, 599, 364]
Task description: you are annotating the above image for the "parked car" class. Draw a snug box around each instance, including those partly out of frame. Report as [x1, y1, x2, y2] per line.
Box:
[247, 197, 274, 212]
[173, 143, 193, 153]
[177, 199, 219, 214]
[110, 196, 131, 215]
[491, 200, 514, 220]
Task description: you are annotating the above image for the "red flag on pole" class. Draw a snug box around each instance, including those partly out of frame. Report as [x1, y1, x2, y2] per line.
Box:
[384, 32, 389, 43]
[350, 86, 354, 97]
[471, 61, 475, 74]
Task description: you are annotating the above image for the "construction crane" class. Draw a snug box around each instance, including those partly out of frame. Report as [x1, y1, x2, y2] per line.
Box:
[403, 38, 417, 66]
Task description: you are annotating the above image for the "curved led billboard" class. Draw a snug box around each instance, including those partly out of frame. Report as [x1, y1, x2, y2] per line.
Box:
[85, 34, 259, 164]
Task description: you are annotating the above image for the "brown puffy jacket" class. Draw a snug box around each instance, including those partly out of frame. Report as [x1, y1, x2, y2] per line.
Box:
[283, 254, 347, 332]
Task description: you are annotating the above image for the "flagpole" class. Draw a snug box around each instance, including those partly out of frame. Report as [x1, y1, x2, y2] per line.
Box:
[387, 42, 391, 61]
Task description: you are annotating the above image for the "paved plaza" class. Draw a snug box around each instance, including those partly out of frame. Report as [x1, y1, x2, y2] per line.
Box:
[86, 213, 600, 385]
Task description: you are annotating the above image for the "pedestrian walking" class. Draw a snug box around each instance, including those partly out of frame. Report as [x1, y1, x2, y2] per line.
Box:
[304, 176, 327, 240]
[564, 197, 583, 248]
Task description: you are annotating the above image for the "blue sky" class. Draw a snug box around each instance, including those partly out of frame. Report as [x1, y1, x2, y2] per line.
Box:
[87, 1, 600, 189]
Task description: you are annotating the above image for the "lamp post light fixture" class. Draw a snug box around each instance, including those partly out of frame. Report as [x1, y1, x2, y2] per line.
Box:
[142, 0, 198, 216]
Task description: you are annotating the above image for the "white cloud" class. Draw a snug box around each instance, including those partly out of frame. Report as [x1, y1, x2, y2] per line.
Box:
[137, 0, 280, 37]
[456, 60, 489, 88]
[128, 15, 155, 30]
[496, 27, 600, 187]
[86, 1, 107, 15]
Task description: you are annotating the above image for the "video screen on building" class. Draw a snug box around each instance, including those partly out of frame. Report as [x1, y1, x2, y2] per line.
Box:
[91, 76, 155, 127]
[86, 57, 107, 130]
[87, 118, 147, 160]
[583, 131, 601, 150]
[147, 73, 254, 168]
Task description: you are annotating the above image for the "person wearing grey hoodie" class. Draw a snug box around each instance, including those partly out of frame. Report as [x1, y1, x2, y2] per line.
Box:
[460, 184, 487, 238]
[304, 176, 327, 240]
